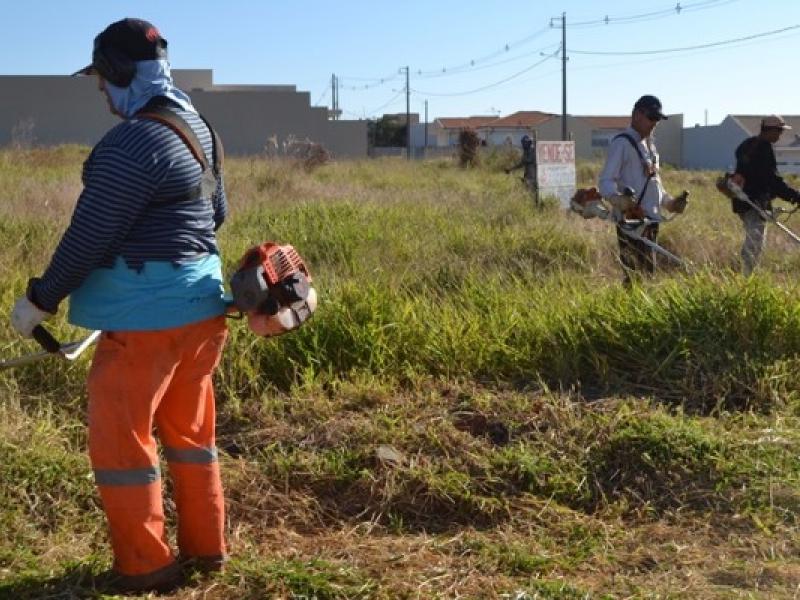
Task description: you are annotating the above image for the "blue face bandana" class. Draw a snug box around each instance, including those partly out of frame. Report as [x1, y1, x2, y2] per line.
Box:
[104, 59, 196, 118]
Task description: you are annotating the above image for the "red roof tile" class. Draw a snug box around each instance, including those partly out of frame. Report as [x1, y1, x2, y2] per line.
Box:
[482, 111, 555, 128]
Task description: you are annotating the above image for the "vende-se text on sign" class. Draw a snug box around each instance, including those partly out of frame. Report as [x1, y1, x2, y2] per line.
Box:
[536, 141, 576, 164]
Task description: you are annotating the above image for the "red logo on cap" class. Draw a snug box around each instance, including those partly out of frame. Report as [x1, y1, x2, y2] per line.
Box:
[145, 27, 160, 42]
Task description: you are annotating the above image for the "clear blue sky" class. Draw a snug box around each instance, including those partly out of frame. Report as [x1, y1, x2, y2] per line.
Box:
[2, 0, 799, 126]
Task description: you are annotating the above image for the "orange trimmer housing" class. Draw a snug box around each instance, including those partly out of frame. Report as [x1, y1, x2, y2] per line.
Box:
[230, 241, 317, 338]
[239, 242, 312, 287]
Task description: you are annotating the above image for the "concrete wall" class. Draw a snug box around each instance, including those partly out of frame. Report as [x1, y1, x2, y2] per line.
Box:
[173, 69, 214, 91]
[370, 146, 455, 159]
[325, 119, 368, 157]
[0, 71, 367, 157]
[191, 89, 321, 155]
[0, 76, 118, 146]
[683, 117, 748, 171]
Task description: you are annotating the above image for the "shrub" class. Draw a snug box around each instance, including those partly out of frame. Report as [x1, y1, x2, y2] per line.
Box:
[458, 128, 481, 168]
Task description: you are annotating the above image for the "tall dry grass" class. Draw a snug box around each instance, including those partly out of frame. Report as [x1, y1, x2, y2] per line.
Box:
[1, 147, 800, 598]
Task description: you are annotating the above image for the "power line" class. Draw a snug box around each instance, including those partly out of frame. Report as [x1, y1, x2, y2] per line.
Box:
[415, 43, 561, 79]
[335, 28, 556, 89]
[411, 48, 560, 97]
[331, 0, 736, 96]
[312, 85, 329, 107]
[328, 0, 739, 106]
[338, 75, 400, 92]
[568, 26, 800, 73]
[338, 70, 399, 82]
[366, 89, 406, 115]
[561, 0, 738, 28]
[570, 24, 800, 55]
[414, 25, 553, 78]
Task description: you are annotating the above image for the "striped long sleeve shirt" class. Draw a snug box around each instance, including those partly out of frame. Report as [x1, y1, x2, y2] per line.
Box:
[32, 104, 226, 314]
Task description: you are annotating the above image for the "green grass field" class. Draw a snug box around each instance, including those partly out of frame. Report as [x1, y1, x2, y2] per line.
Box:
[0, 147, 799, 598]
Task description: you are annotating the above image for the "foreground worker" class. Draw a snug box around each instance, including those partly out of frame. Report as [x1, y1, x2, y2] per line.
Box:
[598, 95, 686, 285]
[10, 18, 229, 593]
[730, 115, 800, 275]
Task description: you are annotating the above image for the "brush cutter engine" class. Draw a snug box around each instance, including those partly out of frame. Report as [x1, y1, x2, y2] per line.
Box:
[570, 185, 688, 265]
[230, 242, 317, 337]
[570, 187, 610, 220]
[716, 172, 745, 200]
[571, 186, 646, 220]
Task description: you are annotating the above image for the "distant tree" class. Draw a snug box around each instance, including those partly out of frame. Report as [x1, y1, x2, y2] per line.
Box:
[368, 116, 407, 147]
[458, 127, 481, 168]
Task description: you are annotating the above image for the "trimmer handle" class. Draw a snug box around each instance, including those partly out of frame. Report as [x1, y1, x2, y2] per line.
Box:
[32, 325, 61, 353]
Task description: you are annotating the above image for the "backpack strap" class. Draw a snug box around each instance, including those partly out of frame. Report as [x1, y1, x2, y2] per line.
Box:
[613, 133, 655, 205]
[138, 105, 210, 171]
[198, 113, 224, 176]
[137, 96, 223, 172]
[135, 97, 224, 202]
[614, 133, 646, 163]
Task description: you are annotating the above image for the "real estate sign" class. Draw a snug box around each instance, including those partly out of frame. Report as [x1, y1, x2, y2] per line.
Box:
[536, 141, 576, 208]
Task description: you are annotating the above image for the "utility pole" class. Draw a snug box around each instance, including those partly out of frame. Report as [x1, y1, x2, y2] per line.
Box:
[331, 73, 339, 120]
[561, 12, 568, 141]
[424, 99, 429, 153]
[402, 66, 411, 159]
[335, 74, 339, 120]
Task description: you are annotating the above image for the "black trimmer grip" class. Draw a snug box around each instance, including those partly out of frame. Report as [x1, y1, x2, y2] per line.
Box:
[32, 325, 61, 353]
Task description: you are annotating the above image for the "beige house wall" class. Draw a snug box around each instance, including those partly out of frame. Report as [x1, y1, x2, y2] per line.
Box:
[0, 71, 367, 157]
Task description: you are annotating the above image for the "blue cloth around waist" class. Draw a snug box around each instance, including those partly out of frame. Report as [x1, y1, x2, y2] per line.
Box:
[68, 254, 227, 331]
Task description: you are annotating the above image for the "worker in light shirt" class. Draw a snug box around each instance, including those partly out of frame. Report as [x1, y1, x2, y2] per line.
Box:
[599, 95, 686, 285]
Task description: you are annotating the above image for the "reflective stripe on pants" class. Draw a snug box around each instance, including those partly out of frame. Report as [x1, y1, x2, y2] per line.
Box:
[88, 315, 228, 577]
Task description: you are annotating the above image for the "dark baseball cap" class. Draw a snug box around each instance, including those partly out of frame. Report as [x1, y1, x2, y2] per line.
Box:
[73, 18, 168, 77]
[633, 95, 668, 121]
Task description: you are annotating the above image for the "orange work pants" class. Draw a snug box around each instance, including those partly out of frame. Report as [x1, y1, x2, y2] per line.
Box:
[87, 316, 228, 577]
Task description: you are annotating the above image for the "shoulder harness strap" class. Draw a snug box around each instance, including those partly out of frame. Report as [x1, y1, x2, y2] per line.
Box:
[137, 106, 211, 171]
[199, 113, 224, 176]
[613, 133, 647, 164]
[135, 98, 224, 202]
[136, 96, 223, 175]
[613, 132, 655, 205]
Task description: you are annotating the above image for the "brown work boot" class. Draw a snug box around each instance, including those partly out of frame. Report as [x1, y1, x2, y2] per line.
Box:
[179, 553, 227, 575]
[94, 561, 184, 594]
